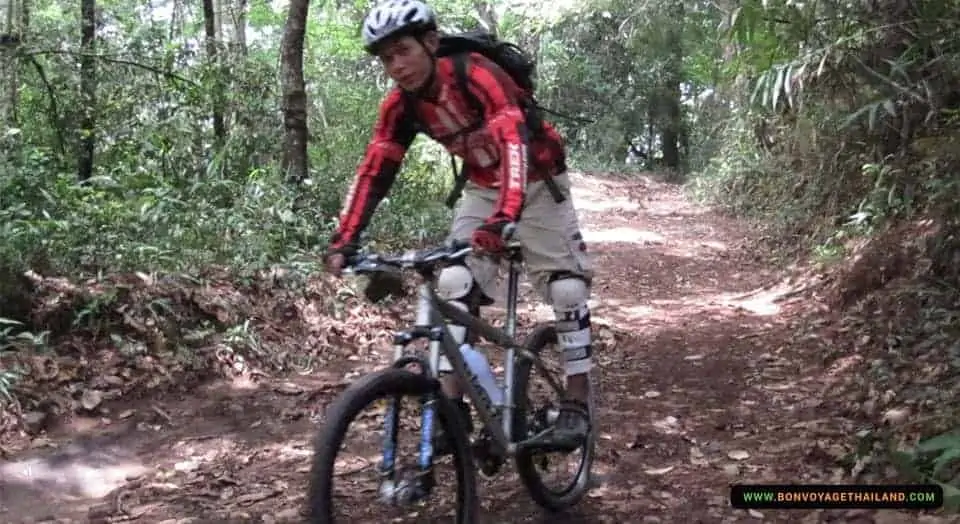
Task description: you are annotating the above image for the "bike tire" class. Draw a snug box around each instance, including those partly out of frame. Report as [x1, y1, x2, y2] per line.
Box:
[512, 324, 596, 512]
[306, 367, 479, 523]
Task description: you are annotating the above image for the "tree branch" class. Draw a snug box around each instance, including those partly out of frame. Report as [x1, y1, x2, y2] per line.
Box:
[21, 49, 199, 87]
[25, 54, 66, 155]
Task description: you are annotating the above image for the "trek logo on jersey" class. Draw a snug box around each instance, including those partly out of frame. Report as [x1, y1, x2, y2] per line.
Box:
[506, 143, 526, 190]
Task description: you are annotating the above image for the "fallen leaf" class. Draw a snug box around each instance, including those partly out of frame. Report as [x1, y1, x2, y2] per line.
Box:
[81, 389, 104, 410]
[174, 459, 200, 472]
[125, 503, 161, 518]
[274, 382, 304, 395]
[236, 488, 280, 505]
[722, 463, 740, 476]
[272, 507, 301, 520]
[643, 465, 675, 475]
[882, 407, 909, 425]
[689, 447, 709, 466]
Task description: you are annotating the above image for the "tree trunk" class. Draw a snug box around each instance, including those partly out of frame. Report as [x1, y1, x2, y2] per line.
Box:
[280, 0, 310, 184]
[3, 0, 23, 124]
[78, 0, 96, 181]
[202, 0, 225, 144]
[229, 0, 251, 175]
[472, 0, 498, 34]
[659, 0, 684, 177]
[232, 0, 247, 55]
[646, 105, 656, 159]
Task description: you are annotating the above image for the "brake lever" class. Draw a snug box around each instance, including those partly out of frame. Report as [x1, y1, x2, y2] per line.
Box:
[344, 254, 386, 275]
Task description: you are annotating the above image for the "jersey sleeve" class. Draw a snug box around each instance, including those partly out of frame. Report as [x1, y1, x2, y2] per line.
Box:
[328, 90, 418, 253]
[463, 54, 530, 224]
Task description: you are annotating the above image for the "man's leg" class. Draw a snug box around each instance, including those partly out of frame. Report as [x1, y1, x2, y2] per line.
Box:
[547, 272, 593, 447]
[516, 173, 595, 449]
[436, 183, 500, 396]
[548, 273, 593, 404]
[433, 185, 499, 452]
[435, 263, 490, 397]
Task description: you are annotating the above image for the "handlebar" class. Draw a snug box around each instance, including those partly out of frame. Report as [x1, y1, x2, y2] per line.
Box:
[344, 240, 474, 275]
[344, 223, 519, 276]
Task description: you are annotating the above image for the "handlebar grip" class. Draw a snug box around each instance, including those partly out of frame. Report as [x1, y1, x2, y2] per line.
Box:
[446, 238, 473, 250]
[501, 222, 517, 242]
[342, 253, 362, 268]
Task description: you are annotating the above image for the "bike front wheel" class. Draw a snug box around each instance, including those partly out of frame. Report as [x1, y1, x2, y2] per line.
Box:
[512, 324, 596, 512]
[306, 367, 479, 523]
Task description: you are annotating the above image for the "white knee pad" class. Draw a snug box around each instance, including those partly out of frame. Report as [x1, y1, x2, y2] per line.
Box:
[549, 277, 593, 376]
[436, 264, 474, 372]
[549, 275, 590, 308]
[437, 264, 474, 301]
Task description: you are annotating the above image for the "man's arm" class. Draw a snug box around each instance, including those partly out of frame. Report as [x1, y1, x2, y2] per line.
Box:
[328, 90, 418, 255]
[463, 54, 530, 225]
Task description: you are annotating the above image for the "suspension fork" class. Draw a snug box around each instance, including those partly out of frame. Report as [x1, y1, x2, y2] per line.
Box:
[379, 283, 441, 479]
[378, 333, 407, 480]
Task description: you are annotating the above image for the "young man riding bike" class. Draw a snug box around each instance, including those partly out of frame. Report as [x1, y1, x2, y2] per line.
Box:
[323, 0, 595, 451]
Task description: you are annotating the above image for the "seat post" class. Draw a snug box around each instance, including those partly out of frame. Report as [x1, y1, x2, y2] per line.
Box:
[503, 247, 523, 339]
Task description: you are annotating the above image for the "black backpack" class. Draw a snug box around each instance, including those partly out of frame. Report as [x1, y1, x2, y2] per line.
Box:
[402, 30, 579, 208]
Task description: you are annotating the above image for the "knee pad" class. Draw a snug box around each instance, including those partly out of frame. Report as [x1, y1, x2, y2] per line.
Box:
[548, 275, 593, 376]
[548, 274, 590, 309]
[437, 264, 474, 302]
[436, 264, 477, 371]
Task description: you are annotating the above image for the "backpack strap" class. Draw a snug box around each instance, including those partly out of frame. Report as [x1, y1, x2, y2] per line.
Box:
[447, 53, 567, 208]
[444, 53, 481, 209]
[453, 53, 484, 119]
[400, 86, 467, 209]
[445, 155, 467, 208]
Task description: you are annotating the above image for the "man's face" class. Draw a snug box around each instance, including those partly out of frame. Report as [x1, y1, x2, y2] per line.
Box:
[377, 33, 438, 91]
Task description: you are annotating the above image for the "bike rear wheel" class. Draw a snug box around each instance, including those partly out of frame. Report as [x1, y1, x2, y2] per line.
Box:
[307, 367, 479, 523]
[512, 324, 596, 512]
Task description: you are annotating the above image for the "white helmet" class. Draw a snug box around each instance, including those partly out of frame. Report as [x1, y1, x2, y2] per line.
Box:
[361, 0, 437, 54]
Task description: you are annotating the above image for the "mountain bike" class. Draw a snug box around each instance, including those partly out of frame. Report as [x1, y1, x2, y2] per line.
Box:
[306, 233, 596, 523]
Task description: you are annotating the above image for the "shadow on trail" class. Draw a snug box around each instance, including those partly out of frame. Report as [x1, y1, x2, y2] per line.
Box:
[0, 374, 346, 522]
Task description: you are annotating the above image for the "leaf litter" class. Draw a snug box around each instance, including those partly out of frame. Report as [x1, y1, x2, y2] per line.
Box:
[0, 172, 957, 522]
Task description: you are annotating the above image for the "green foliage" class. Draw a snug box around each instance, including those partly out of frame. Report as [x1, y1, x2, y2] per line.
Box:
[2, 0, 957, 279]
[1, 0, 456, 279]
[688, 0, 960, 253]
[531, 0, 708, 170]
[889, 431, 960, 512]
[0, 318, 43, 401]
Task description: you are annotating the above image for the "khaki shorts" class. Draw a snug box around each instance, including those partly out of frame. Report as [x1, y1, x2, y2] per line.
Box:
[447, 172, 594, 304]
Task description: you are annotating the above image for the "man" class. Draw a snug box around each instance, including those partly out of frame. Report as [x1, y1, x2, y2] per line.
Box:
[323, 0, 594, 451]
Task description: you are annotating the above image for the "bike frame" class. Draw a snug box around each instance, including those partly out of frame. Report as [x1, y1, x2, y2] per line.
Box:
[378, 247, 567, 477]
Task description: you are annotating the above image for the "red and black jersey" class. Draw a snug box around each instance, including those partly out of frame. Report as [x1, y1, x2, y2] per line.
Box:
[328, 51, 567, 253]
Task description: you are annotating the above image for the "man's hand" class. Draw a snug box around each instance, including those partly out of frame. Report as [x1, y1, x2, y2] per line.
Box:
[471, 220, 513, 255]
[324, 252, 346, 277]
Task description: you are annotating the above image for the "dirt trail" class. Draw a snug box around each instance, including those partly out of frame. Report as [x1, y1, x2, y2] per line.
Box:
[0, 172, 945, 523]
